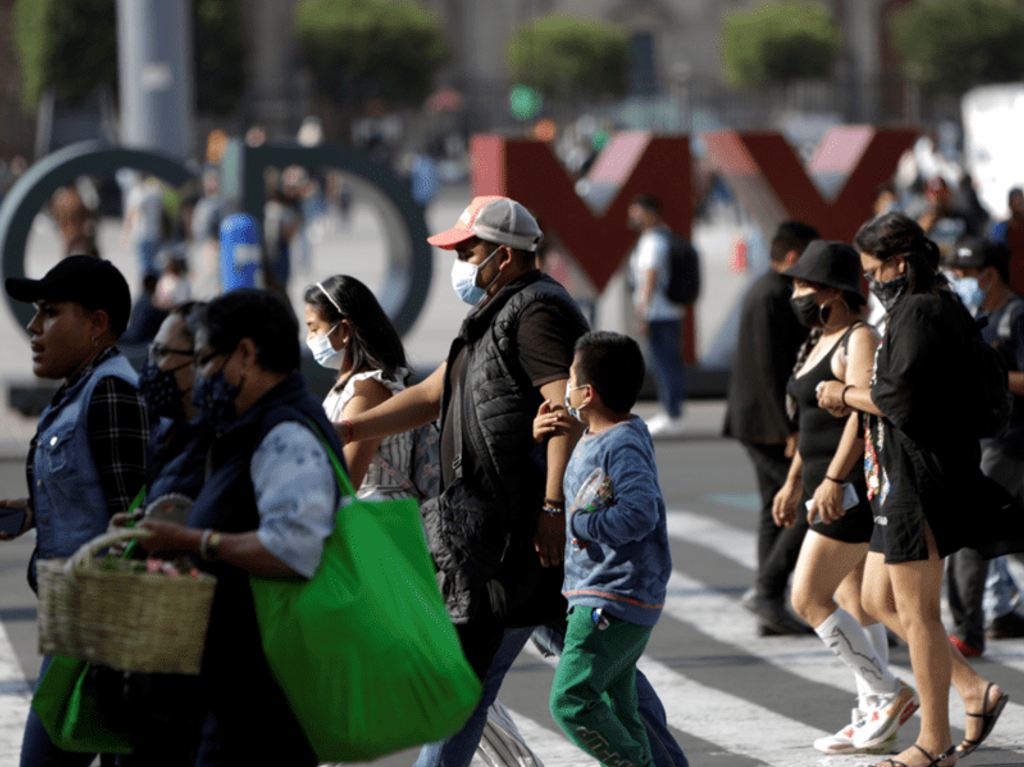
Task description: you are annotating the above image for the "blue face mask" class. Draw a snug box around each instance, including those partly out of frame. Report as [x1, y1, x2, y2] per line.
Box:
[192, 360, 241, 431]
[451, 245, 503, 306]
[952, 275, 986, 316]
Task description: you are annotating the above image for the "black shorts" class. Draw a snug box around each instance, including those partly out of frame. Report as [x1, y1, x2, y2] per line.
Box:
[810, 497, 875, 544]
[867, 499, 930, 563]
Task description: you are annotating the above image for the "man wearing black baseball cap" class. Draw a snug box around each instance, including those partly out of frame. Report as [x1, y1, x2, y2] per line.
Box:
[2, 255, 150, 763]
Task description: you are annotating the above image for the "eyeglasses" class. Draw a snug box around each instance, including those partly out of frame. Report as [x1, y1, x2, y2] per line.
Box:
[148, 343, 196, 363]
[194, 348, 224, 368]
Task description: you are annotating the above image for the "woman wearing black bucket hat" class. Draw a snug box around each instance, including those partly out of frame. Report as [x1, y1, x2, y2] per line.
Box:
[818, 213, 1019, 767]
[1, 255, 150, 766]
[772, 240, 916, 756]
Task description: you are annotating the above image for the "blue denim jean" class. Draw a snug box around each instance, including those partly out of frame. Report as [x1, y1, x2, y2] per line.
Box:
[413, 626, 535, 767]
[985, 556, 1022, 619]
[647, 319, 686, 418]
[413, 624, 688, 767]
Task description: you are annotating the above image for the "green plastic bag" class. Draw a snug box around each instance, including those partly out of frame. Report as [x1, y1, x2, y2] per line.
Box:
[251, 432, 481, 762]
[31, 656, 132, 754]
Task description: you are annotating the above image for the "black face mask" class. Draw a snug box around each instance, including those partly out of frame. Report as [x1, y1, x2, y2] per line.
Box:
[868, 274, 908, 313]
[139, 361, 188, 422]
[790, 295, 823, 328]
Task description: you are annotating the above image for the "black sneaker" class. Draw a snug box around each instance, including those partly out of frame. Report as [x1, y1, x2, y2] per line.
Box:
[742, 591, 814, 635]
[987, 610, 1024, 639]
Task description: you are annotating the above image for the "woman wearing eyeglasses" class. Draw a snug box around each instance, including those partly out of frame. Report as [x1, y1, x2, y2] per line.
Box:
[121, 301, 209, 767]
[139, 302, 208, 503]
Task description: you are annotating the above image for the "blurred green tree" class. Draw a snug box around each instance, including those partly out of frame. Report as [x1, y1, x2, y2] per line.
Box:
[721, 1, 840, 88]
[13, 0, 246, 116]
[193, 0, 247, 115]
[295, 0, 448, 107]
[507, 15, 629, 101]
[892, 0, 1024, 94]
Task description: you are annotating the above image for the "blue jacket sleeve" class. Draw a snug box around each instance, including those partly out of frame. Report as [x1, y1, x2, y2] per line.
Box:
[569, 443, 661, 546]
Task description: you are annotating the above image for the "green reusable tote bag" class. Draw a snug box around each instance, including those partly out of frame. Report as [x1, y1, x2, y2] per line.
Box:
[250, 431, 481, 762]
[31, 657, 132, 754]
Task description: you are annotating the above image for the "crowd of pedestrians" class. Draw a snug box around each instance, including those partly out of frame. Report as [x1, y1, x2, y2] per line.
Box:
[1, 178, 1024, 767]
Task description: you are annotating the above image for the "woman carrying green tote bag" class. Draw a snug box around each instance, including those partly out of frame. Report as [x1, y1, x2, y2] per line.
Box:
[250, 425, 481, 762]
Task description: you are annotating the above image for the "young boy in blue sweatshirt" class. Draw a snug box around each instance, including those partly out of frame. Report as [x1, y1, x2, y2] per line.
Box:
[537, 331, 672, 767]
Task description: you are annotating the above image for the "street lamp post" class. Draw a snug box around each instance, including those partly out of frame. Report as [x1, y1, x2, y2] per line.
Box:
[116, 0, 195, 160]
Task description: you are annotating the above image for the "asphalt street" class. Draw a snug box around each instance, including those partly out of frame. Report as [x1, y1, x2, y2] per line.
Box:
[1, 403, 1022, 766]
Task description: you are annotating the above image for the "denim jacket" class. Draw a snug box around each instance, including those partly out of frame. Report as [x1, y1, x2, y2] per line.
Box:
[31, 353, 138, 562]
[563, 416, 671, 626]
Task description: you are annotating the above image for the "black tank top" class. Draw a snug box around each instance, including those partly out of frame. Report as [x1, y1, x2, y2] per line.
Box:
[787, 324, 863, 495]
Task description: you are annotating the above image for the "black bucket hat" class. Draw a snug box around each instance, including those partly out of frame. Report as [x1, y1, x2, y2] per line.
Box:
[5, 255, 132, 335]
[783, 240, 863, 297]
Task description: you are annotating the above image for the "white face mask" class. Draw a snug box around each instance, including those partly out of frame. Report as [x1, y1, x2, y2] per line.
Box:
[306, 325, 344, 369]
[564, 384, 588, 423]
[451, 245, 503, 306]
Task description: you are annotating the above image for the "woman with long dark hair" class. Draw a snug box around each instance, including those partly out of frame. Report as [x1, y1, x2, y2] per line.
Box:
[818, 213, 1012, 767]
[304, 274, 427, 498]
[773, 241, 915, 756]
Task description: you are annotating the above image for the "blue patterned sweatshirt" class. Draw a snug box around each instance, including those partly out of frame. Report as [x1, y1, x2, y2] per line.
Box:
[563, 416, 671, 626]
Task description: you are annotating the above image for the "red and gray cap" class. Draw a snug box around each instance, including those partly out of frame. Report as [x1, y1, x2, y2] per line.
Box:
[427, 195, 542, 252]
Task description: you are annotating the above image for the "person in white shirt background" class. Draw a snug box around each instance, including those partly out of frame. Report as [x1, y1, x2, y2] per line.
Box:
[627, 193, 686, 437]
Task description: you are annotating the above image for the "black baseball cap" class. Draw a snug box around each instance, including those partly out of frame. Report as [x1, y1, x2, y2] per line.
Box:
[783, 240, 863, 296]
[5, 256, 132, 335]
[940, 237, 1010, 274]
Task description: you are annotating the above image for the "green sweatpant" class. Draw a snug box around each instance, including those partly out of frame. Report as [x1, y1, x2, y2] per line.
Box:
[549, 606, 654, 767]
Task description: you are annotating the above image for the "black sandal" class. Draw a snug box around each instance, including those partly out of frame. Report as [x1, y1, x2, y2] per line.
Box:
[957, 682, 1009, 757]
[873, 743, 956, 767]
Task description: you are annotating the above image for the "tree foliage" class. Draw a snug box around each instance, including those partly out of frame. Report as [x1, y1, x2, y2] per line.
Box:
[892, 0, 1024, 94]
[13, 0, 118, 108]
[12, 0, 246, 115]
[193, 0, 248, 115]
[295, 0, 448, 107]
[506, 15, 629, 101]
[722, 1, 840, 88]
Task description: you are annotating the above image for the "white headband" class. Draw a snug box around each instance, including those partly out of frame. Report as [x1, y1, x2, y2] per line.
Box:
[317, 281, 344, 316]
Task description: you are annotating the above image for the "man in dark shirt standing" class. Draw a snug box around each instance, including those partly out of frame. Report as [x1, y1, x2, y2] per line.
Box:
[724, 221, 818, 635]
[339, 198, 589, 763]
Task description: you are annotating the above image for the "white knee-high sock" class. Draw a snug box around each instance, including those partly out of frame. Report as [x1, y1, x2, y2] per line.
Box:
[864, 622, 891, 672]
[815, 609, 899, 699]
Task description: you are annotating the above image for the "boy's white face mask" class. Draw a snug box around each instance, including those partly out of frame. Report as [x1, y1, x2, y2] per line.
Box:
[564, 384, 589, 423]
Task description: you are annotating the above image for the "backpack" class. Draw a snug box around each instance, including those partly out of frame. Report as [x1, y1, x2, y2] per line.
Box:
[409, 421, 441, 500]
[665, 232, 701, 305]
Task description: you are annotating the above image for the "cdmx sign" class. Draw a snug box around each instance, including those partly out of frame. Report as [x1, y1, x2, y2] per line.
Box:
[1, 127, 917, 353]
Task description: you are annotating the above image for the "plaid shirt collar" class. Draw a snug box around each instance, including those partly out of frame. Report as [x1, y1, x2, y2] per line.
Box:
[53, 346, 120, 405]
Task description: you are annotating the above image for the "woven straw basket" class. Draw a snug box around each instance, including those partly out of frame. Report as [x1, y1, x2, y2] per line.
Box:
[36, 528, 216, 675]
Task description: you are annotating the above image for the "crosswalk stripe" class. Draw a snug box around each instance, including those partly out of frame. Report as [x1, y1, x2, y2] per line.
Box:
[0, 622, 29, 767]
[664, 506, 1024, 754]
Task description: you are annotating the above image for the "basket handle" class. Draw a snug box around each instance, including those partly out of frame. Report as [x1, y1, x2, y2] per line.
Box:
[64, 527, 153, 574]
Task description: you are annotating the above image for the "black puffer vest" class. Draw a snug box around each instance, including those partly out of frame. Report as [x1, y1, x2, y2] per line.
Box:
[423, 271, 587, 624]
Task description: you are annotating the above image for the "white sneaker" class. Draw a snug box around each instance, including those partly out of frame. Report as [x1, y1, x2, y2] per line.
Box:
[852, 680, 919, 749]
[813, 708, 898, 755]
[648, 414, 685, 438]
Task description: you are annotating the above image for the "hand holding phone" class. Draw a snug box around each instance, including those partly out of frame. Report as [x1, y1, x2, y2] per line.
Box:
[804, 482, 859, 525]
